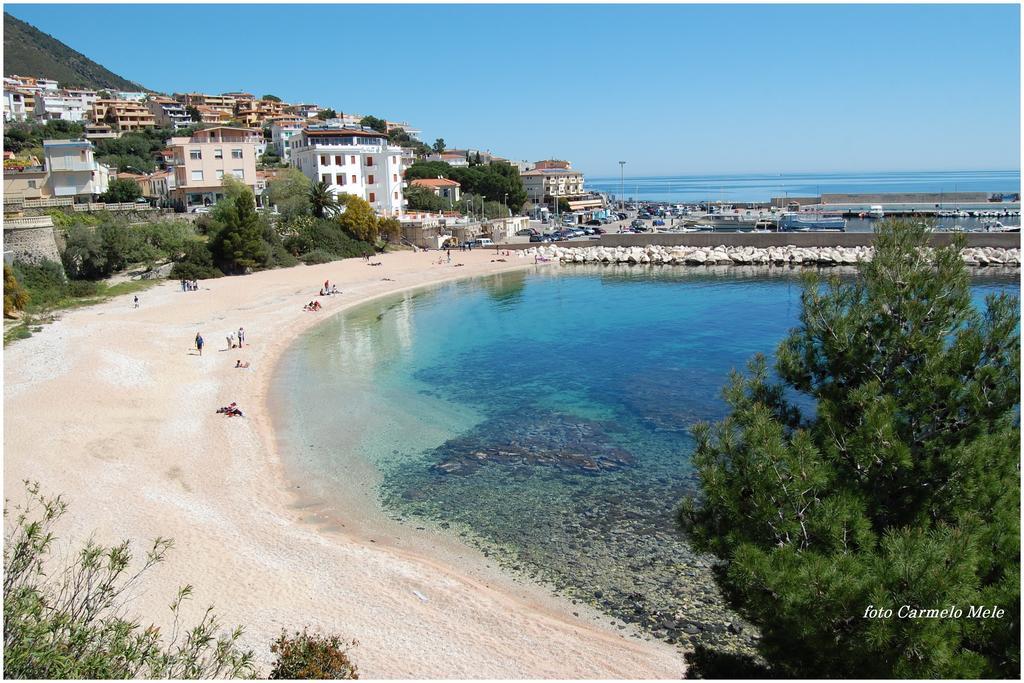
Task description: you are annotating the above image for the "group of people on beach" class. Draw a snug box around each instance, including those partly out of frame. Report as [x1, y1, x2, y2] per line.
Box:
[180, 279, 200, 291]
[217, 402, 244, 417]
[226, 327, 245, 350]
[304, 300, 323, 312]
[319, 280, 340, 296]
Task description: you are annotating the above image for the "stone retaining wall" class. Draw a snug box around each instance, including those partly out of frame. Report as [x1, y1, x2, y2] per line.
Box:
[506, 232, 1021, 250]
[3, 220, 61, 265]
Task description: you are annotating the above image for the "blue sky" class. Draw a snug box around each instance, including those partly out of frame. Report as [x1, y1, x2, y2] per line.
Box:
[6, 3, 1020, 176]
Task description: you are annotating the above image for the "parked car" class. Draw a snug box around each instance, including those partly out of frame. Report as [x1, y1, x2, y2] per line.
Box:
[631, 219, 644, 229]
[653, 219, 666, 226]
[516, 228, 535, 236]
[529, 234, 549, 242]
[617, 212, 628, 220]
[585, 219, 602, 226]
[591, 226, 605, 235]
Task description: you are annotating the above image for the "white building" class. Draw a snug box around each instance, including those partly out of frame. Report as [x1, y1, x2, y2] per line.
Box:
[113, 91, 148, 102]
[4, 90, 29, 121]
[43, 139, 110, 200]
[290, 127, 405, 217]
[33, 90, 95, 121]
[270, 119, 305, 161]
[521, 161, 586, 207]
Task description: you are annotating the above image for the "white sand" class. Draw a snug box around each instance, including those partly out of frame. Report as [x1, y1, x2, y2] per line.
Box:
[3, 250, 686, 678]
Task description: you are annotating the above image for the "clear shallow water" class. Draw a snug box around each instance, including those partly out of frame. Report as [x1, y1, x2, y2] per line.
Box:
[272, 266, 1020, 655]
[586, 170, 1021, 203]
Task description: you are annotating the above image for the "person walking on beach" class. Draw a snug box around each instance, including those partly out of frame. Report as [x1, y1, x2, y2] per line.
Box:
[446, 248, 451, 264]
[238, 327, 245, 347]
[195, 333, 204, 356]
[133, 295, 139, 309]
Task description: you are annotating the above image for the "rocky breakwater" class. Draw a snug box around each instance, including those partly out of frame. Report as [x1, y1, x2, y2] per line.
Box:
[527, 244, 1022, 267]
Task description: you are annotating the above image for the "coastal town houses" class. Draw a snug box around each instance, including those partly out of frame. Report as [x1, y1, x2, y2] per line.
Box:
[4, 89, 30, 121]
[147, 96, 192, 130]
[410, 177, 461, 203]
[167, 126, 261, 210]
[3, 157, 49, 202]
[43, 138, 111, 200]
[236, 98, 290, 127]
[33, 89, 96, 121]
[269, 117, 307, 161]
[290, 126, 405, 217]
[521, 160, 589, 208]
[426, 151, 470, 167]
[91, 98, 156, 131]
[286, 103, 320, 119]
[173, 92, 237, 115]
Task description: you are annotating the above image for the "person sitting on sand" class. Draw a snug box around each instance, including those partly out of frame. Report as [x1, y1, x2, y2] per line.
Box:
[330, 284, 339, 294]
[235, 360, 250, 368]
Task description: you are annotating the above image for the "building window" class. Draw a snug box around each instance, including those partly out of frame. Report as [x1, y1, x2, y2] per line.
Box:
[350, 155, 355, 164]
[232, 169, 244, 179]
[320, 155, 328, 165]
[27, 180, 36, 188]
[216, 170, 224, 179]
[392, 156, 397, 164]
[214, 148, 223, 159]
[322, 174, 330, 184]
[351, 174, 357, 184]
[366, 156, 374, 166]
[336, 174, 345, 185]
[369, 192, 376, 202]
[191, 170, 203, 181]
[335, 155, 342, 165]
[190, 149, 202, 160]
[232, 149, 243, 159]
[368, 174, 374, 184]
[393, 191, 398, 200]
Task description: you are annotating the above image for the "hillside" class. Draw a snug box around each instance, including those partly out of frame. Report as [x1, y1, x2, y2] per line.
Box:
[3, 12, 147, 91]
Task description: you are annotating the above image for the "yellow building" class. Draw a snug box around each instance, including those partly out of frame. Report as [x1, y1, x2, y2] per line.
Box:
[91, 99, 156, 131]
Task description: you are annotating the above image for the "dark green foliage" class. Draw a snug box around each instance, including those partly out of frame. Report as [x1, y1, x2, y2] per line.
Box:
[4, 264, 31, 316]
[3, 12, 147, 91]
[3, 482, 255, 678]
[186, 105, 202, 122]
[299, 250, 337, 265]
[405, 185, 448, 212]
[61, 224, 108, 279]
[10, 260, 70, 310]
[307, 181, 338, 219]
[282, 217, 375, 260]
[316, 108, 337, 121]
[262, 94, 281, 102]
[269, 629, 358, 679]
[3, 119, 85, 154]
[267, 168, 312, 221]
[208, 190, 271, 273]
[557, 197, 571, 214]
[94, 128, 176, 173]
[358, 115, 387, 134]
[170, 240, 222, 281]
[99, 178, 142, 203]
[386, 127, 430, 156]
[378, 217, 402, 242]
[404, 160, 527, 213]
[679, 219, 1020, 678]
[432, 138, 446, 154]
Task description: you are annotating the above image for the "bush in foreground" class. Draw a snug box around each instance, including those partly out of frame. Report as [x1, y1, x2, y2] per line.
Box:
[3, 482, 256, 679]
[269, 629, 358, 679]
[679, 219, 1020, 678]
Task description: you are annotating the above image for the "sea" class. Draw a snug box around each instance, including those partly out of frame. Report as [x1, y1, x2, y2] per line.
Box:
[270, 266, 1020, 657]
[584, 170, 1021, 203]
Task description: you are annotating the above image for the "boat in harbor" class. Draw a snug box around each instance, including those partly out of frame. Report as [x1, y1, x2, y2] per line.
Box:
[778, 212, 847, 232]
[983, 221, 1021, 233]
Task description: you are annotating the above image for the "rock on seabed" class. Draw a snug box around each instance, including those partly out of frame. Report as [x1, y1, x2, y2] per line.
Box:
[524, 244, 1021, 267]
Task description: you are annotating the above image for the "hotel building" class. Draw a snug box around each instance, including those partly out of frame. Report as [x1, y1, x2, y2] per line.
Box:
[290, 126, 405, 216]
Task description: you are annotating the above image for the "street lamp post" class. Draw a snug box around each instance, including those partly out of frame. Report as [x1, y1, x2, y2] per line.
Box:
[618, 160, 626, 211]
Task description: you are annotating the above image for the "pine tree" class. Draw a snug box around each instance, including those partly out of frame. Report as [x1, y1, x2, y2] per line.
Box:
[209, 190, 270, 273]
[679, 219, 1020, 678]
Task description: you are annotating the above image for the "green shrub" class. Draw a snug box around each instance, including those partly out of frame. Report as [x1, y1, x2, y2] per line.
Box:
[3, 482, 257, 679]
[11, 260, 69, 309]
[65, 280, 100, 298]
[170, 241, 223, 281]
[269, 629, 358, 680]
[283, 217, 375, 259]
[300, 250, 337, 265]
[4, 264, 30, 317]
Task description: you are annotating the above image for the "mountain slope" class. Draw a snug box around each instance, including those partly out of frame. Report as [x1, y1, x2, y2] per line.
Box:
[3, 12, 147, 91]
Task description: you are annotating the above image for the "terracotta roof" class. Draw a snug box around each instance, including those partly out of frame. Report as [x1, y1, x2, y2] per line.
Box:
[411, 178, 460, 188]
[304, 128, 386, 138]
[520, 168, 582, 176]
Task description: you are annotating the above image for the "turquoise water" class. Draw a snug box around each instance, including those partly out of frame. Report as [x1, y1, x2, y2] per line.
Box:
[585, 170, 1021, 203]
[272, 266, 1020, 655]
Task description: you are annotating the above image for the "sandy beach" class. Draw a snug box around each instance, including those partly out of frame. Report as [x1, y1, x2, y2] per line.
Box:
[3, 249, 686, 678]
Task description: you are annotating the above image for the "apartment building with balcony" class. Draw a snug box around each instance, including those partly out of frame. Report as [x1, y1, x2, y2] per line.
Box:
[290, 127, 405, 217]
[269, 117, 307, 161]
[167, 126, 261, 209]
[3, 75, 59, 94]
[521, 161, 586, 207]
[34, 90, 96, 121]
[91, 99, 156, 131]
[236, 98, 290, 127]
[148, 97, 192, 129]
[43, 139, 110, 200]
[286, 103, 321, 119]
[4, 90, 29, 121]
[173, 92, 237, 114]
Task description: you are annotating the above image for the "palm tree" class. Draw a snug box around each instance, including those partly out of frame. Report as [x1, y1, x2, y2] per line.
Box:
[308, 181, 338, 219]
